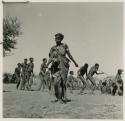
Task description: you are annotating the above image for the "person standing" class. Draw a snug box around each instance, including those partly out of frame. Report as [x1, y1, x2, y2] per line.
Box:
[39, 58, 48, 91]
[19, 58, 28, 90]
[44, 68, 51, 91]
[14, 63, 22, 89]
[67, 71, 75, 93]
[26, 57, 34, 91]
[47, 33, 78, 103]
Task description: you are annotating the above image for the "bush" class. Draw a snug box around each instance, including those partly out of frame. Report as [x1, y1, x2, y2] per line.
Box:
[3, 72, 16, 84]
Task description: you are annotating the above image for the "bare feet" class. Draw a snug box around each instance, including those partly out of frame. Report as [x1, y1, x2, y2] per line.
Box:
[51, 99, 58, 103]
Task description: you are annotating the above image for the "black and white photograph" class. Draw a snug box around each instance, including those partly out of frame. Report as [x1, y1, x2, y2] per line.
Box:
[2, 1, 124, 119]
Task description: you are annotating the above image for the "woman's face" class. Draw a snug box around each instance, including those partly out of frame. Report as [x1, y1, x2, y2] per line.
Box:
[55, 37, 62, 45]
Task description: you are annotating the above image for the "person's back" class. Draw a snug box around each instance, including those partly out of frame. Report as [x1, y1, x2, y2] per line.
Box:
[78, 66, 87, 76]
[77, 63, 88, 94]
[88, 66, 96, 77]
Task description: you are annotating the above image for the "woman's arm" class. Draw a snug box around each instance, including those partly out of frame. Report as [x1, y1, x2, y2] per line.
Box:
[86, 69, 88, 77]
[47, 47, 54, 67]
[65, 44, 78, 67]
[46, 58, 52, 67]
[96, 72, 104, 75]
[40, 64, 45, 76]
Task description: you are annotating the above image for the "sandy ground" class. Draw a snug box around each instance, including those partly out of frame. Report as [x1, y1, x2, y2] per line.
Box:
[3, 84, 123, 119]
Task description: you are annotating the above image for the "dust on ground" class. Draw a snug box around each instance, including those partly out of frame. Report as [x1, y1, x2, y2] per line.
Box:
[3, 84, 123, 119]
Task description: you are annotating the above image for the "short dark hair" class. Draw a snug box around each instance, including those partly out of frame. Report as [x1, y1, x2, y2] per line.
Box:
[84, 63, 88, 68]
[29, 57, 33, 60]
[17, 63, 21, 66]
[118, 69, 123, 74]
[55, 33, 64, 40]
[24, 58, 27, 61]
[95, 63, 99, 67]
[43, 58, 47, 62]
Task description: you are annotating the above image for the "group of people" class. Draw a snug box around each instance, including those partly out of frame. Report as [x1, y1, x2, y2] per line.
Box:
[67, 68, 123, 96]
[14, 33, 123, 104]
[14, 57, 34, 91]
[67, 63, 104, 94]
[100, 69, 123, 96]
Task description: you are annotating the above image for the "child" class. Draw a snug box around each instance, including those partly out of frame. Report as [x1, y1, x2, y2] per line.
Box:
[44, 68, 51, 91]
[67, 71, 75, 93]
[39, 58, 48, 91]
[113, 69, 123, 96]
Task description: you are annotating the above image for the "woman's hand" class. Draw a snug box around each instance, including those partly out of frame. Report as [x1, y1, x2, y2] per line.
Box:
[74, 62, 78, 67]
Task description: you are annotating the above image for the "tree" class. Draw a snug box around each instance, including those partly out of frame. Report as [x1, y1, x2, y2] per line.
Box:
[3, 16, 22, 57]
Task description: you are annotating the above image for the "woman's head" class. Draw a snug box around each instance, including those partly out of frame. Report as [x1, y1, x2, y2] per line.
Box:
[55, 33, 64, 44]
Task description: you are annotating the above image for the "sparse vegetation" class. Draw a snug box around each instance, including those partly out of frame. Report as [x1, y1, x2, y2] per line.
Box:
[3, 16, 22, 57]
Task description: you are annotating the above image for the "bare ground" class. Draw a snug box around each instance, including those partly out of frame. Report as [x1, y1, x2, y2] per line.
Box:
[3, 84, 123, 119]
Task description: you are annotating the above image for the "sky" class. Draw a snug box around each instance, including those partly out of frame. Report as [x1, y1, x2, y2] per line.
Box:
[3, 2, 123, 76]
